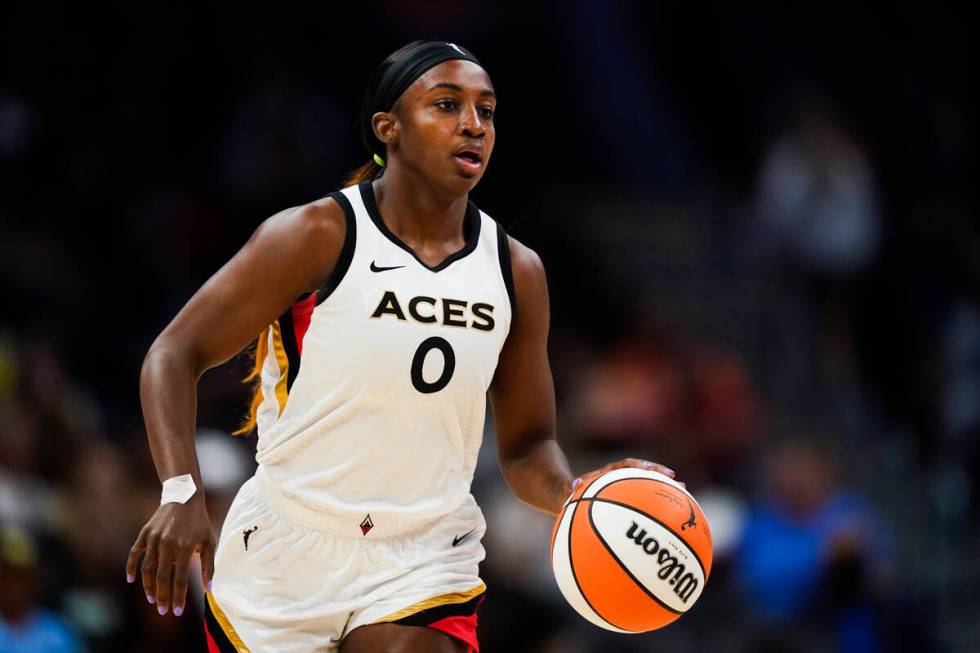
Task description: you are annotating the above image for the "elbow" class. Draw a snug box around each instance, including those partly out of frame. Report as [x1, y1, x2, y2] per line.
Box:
[498, 431, 556, 467]
[141, 336, 202, 386]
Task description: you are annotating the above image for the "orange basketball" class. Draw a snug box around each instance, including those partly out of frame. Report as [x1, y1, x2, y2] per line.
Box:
[550, 468, 713, 633]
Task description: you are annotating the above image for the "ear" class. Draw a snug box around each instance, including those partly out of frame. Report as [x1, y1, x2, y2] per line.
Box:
[372, 111, 398, 148]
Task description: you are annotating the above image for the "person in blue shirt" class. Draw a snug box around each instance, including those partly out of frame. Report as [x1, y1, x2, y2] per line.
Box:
[0, 527, 82, 653]
[734, 438, 891, 652]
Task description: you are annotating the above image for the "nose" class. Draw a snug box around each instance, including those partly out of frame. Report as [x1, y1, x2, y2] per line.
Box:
[459, 103, 486, 138]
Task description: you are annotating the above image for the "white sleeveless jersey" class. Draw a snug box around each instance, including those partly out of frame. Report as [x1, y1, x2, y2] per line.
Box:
[249, 180, 515, 527]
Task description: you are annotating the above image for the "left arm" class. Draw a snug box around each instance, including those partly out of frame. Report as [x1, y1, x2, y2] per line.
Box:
[489, 237, 674, 516]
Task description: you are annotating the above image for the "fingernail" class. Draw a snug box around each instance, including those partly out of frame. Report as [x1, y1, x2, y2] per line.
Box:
[146, 595, 155, 605]
[158, 605, 167, 616]
[642, 462, 654, 469]
[126, 574, 134, 583]
[174, 606, 183, 617]
[571, 478, 582, 490]
[679, 481, 687, 489]
[207, 581, 213, 593]
[665, 467, 675, 476]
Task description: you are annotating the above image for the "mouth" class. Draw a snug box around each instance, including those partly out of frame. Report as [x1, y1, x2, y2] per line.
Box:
[452, 150, 483, 174]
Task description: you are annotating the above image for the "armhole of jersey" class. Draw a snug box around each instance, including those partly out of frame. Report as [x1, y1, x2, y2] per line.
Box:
[496, 222, 517, 325]
[316, 190, 357, 306]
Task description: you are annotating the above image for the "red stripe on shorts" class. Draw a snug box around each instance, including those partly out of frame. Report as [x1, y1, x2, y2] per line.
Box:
[204, 620, 222, 653]
[427, 612, 481, 652]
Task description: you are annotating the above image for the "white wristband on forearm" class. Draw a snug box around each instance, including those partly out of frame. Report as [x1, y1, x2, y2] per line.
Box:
[160, 474, 197, 505]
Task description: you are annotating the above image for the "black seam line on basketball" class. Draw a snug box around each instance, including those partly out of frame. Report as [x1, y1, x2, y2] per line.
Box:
[567, 501, 630, 632]
[587, 493, 708, 581]
[561, 470, 622, 515]
[586, 499, 684, 616]
[203, 599, 238, 653]
[574, 470, 607, 504]
[557, 470, 606, 529]
[358, 180, 482, 273]
[589, 476, 708, 580]
[316, 190, 357, 306]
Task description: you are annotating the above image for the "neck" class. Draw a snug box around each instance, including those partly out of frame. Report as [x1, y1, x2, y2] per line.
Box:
[372, 164, 469, 247]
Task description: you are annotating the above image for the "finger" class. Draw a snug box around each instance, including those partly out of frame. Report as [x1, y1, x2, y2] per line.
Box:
[126, 529, 147, 584]
[171, 546, 194, 617]
[611, 458, 675, 478]
[154, 545, 175, 615]
[200, 538, 216, 593]
[141, 534, 159, 605]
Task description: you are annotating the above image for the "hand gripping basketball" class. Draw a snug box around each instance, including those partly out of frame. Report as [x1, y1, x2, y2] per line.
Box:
[551, 467, 713, 633]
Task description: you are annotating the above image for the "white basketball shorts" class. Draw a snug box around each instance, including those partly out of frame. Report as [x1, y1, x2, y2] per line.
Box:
[205, 475, 487, 652]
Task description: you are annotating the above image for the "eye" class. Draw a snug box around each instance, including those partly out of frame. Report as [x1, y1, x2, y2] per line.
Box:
[480, 106, 495, 120]
[436, 100, 457, 112]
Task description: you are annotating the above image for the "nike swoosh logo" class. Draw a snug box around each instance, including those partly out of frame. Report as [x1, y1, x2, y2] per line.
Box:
[370, 261, 406, 273]
[452, 529, 476, 547]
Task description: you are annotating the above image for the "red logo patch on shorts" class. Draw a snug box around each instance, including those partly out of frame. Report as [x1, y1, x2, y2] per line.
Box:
[360, 514, 374, 535]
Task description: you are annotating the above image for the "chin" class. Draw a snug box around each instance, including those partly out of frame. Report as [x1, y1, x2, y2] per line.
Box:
[445, 170, 483, 194]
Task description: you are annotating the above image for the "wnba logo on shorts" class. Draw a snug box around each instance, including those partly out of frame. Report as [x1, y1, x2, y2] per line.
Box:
[625, 522, 699, 604]
[360, 514, 374, 536]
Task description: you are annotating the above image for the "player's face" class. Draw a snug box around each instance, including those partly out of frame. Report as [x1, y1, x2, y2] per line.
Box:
[392, 60, 496, 193]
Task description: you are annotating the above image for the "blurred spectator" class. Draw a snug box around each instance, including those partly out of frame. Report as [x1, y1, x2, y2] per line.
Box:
[0, 526, 82, 653]
[748, 93, 882, 412]
[569, 337, 685, 446]
[0, 399, 55, 533]
[564, 326, 761, 484]
[52, 441, 150, 650]
[734, 437, 891, 652]
[753, 93, 880, 280]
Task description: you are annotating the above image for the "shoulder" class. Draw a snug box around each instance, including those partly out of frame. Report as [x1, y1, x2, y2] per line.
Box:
[244, 194, 351, 294]
[499, 232, 549, 332]
[260, 194, 348, 245]
[503, 233, 546, 291]
[251, 195, 349, 264]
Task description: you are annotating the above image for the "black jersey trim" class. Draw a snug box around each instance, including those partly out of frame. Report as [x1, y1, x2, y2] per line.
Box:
[316, 191, 357, 306]
[277, 311, 300, 392]
[358, 180, 481, 273]
[496, 222, 517, 324]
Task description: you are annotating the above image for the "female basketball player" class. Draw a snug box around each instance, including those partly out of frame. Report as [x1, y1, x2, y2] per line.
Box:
[125, 40, 675, 652]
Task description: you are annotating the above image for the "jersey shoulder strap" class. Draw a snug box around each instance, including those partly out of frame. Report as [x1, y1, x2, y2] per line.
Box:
[493, 218, 517, 323]
[315, 189, 357, 305]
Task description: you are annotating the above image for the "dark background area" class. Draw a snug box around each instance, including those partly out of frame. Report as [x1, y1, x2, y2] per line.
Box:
[1, 2, 976, 651]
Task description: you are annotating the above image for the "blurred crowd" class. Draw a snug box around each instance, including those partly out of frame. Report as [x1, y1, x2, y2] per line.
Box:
[2, 2, 977, 652]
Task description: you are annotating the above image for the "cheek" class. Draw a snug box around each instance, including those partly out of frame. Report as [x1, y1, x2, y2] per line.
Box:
[403, 115, 452, 153]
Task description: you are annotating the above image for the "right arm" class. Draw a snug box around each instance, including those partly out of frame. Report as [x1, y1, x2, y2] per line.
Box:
[125, 196, 347, 617]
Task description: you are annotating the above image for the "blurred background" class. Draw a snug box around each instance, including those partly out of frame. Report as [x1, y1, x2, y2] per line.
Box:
[1, 1, 976, 651]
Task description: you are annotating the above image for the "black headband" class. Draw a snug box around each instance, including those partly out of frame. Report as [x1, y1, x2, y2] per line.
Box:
[361, 40, 483, 160]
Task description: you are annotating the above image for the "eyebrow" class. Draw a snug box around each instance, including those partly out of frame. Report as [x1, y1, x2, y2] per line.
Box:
[427, 82, 496, 98]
